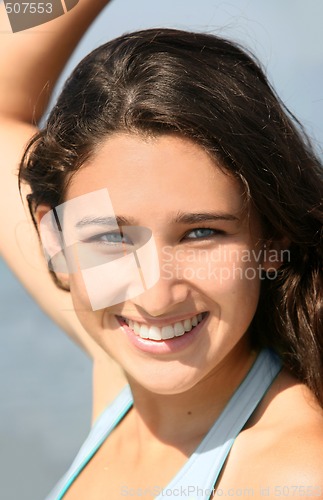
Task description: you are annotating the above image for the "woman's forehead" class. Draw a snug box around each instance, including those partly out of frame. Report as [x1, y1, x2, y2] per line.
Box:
[66, 133, 247, 219]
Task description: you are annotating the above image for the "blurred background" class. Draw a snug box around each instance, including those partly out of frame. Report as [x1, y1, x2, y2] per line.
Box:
[1, 0, 322, 499]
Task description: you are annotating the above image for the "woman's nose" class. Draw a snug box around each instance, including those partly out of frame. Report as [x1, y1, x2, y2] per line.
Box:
[130, 251, 190, 317]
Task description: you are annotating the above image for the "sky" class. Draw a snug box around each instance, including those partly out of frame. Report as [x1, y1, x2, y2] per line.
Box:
[1, 1, 323, 499]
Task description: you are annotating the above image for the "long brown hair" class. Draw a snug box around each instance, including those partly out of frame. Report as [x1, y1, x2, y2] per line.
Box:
[19, 29, 323, 403]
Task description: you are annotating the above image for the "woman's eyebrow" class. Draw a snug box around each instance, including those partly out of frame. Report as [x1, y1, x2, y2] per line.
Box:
[73, 212, 240, 228]
[172, 211, 240, 224]
[74, 215, 136, 228]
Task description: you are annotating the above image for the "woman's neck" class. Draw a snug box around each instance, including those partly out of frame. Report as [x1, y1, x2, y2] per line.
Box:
[125, 341, 257, 452]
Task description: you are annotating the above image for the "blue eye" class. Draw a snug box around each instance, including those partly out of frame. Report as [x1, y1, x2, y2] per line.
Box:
[85, 231, 133, 246]
[184, 228, 224, 240]
[101, 232, 130, 244]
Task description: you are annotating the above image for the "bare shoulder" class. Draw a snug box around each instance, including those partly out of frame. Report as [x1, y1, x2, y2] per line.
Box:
[217, 370, 323, 498]
[262, 370, 323, 491]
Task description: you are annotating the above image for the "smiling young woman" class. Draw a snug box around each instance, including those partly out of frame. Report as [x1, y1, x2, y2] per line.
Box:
[1, 1, 323, 499]
[51, 133, 265, 397]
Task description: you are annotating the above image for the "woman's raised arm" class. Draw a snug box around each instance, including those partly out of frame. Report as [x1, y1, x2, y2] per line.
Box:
[0, 0, 126, 419]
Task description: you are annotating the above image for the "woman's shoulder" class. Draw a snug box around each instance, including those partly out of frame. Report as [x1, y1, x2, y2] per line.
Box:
[217, 369, 323, 498]
[257, 370, 323, 488]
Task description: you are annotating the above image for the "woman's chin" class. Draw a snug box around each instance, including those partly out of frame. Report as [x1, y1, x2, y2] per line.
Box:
[124, 363, 203, 396]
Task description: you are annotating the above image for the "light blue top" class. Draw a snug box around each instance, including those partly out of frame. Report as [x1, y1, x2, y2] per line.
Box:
[45, 349, 281, 500]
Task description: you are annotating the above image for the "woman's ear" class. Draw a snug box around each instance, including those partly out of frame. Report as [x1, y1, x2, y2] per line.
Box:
[34, 204, 70, 288]
[262, 235, 291, 272]
[34, 203, 53, 233]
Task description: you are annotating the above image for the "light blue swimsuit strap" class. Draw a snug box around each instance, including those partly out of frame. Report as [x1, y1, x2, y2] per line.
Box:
[155, 349, 281, 500]
[46, 349, 281, 500]
[45, 385, 133, 500]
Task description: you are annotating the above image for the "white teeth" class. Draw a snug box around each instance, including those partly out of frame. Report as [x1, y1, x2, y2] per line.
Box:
[148, 326, 162, 341]
[161, 325, 175, 339]
[139, 324, 149, 339]
[122, 313, 205, 340]
[183, 318, 192, 332]
[174, 322, 185, 336]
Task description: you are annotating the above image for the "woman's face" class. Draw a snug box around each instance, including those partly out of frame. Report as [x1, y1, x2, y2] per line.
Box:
[63, 133, 268, 394]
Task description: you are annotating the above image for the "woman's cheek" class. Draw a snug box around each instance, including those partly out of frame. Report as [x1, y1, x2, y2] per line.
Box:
[69, 273, 91, 308]
[68, 272, 104, 336]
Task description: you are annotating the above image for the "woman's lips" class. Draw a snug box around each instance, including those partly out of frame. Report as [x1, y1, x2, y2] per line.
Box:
[116, 312, 209, 354]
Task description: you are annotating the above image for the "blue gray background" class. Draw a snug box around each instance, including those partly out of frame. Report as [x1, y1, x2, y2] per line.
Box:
[1, 1, 322, 499]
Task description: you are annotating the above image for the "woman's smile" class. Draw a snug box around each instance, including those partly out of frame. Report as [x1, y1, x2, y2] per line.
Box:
[119, 311, 206, 339]
[116, 312, 209, 354]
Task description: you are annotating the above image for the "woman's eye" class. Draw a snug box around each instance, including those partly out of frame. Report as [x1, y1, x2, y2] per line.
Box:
[184, 228, 224, 240]
[84, 231, 133, 246]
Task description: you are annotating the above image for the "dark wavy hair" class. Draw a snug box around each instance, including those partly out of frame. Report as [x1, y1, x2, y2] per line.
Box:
[19, 29, 323, 404]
